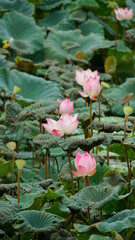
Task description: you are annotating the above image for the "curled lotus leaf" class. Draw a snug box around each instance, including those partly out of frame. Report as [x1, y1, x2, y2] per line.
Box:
[58, 133, 111, 152]
[13, 210, 65, 234]
[33, 134, 58, 149]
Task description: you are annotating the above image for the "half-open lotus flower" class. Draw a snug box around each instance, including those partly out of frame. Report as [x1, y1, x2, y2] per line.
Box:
[79, 75, 101, 100]
[57, 98, 74, 114]
[114, 7, 134, 21]
[75, 68, 99, 86]
[72, 151, 96, 177]
[42, 113, 78, 137]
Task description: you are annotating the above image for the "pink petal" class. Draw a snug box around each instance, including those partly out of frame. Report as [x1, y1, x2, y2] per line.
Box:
[78, 90, 88, 98]
[52, 129, 63, 137]
[57, 98, 62, 103]
[74, 151, 82, 169]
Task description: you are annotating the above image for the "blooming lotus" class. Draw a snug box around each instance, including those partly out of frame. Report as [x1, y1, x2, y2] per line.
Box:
[75, 68, 99, 86]
[42, 113, 78, 137]
[57, 98, 74, 114]
[114, 7, 134, 21]
[72, 151, 96, 177]
[79, 76, 101, 100]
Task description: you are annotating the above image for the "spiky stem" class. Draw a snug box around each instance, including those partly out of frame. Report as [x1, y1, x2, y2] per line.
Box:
[67, 152, 75, 195]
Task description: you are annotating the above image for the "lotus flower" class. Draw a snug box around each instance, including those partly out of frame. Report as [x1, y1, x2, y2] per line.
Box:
[42, 113, 78, 137]
[114, 7, 134, 21]
[79, 76, 101, 100]
[75, 68, 99, 86]
[72, 151, 96, 177]
[57, 98, 74, 114]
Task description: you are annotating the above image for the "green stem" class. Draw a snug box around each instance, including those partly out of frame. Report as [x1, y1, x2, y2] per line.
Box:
[124, 114, 128, 141]
[67, 152, 75, 195]
[122, 20, 125, 40]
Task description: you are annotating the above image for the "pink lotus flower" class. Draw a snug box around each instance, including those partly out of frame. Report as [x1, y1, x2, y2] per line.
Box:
[57, 98, 74, 114]
[42, 113, 78, 137]
[72, 151, 96, 177]
[79, 76, 101, 100]
[75, 69, 99, 86]
[114, 7, 134, 21]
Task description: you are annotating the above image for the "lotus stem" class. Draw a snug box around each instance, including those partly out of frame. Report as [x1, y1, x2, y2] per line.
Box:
[85, 176, 91, 225]
[124, 114, 128, 140]
[115, 20, 118, 60]
[55, 157, 59, 173]
[12, 150, 15, 183]
[3, 90, 6, 112]
[44, 149, 49, 180]
[38, 156, 42, 169]
[77, 179, 80, 191]
[100, 208, 103, 222]
[98, 93, 101, 122]
[18, 169, 21, 205]
[53, 158, 55, 173]
[129, 160, 131, 192]
[124, 145, 129, 172]
[90, 99, 92, 125]
[10, 93, 15, 105]
[122, 20, 125, 40]
[48, 151, 50, 178]
[67, 152, 75, 195]
[133, 120, 135, 136]
[107, 145, 109, 166]
[16, 140, 19, 153]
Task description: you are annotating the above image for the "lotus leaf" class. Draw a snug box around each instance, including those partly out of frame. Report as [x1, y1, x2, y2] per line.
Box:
[0, 11, 44, 55]
[0, 68, 62, 106]
[0, 0, 34, 16]
[13, 210, 65, 234]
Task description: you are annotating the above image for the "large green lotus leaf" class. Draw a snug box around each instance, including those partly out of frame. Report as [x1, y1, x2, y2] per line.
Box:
[0, 54, 14, 68]
[39, 10, 68, 28]
[127, 0, 135, 22]
[44, 29, 114, 63]
[68, 9, 87, 22]
[38, 0, 70, 10]
[77, 0, 99, 9]
[96, 209, 135, 233]
[89, 235, 113, 240]
[104, 77, 135, 116]
[0, 201, 18, 224]
[0, 11, 44, 55]
[13, 210, 65, 234]
[0, 69, 62, 106]
[0, 0, 34, 16]
[79, 19, 104, 36]
[77, 185, 120, 209]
